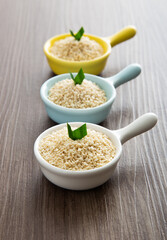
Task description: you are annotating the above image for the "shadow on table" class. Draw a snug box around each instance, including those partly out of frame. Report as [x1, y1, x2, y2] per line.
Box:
[32, 165, 144, 230]
[44, 71, 56, 82]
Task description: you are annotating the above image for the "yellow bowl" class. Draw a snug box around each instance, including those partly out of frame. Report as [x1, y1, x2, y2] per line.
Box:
[44, 26, 136, 75]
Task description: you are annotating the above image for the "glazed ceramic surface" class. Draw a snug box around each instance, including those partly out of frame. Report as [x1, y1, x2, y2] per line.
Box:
[44, 26, 136, 75]
[34, 113, 158, 190]
[40, 64, 141, 124]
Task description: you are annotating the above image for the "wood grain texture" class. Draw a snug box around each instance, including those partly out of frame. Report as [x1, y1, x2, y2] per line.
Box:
[0, 0, 166, 239]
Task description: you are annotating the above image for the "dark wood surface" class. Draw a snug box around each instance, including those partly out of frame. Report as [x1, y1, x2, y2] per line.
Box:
[0, 0, 167, 239]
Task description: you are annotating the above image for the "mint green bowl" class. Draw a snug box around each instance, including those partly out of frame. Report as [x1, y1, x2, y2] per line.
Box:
[40, 64, 141, 124]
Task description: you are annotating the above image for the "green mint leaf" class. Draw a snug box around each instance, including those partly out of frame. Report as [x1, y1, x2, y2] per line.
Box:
[74, 68, 85, 84]
[70, 30, 76, 39]
[70, 72, 75, 80]
[67, 123, 87, 140]
[75, 27, 84, 41]
[70, 27, 84, 41]
[70, 68, 85, 85]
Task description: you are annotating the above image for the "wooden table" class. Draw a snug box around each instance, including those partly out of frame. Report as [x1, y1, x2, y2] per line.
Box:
[0, 0, 166, 239]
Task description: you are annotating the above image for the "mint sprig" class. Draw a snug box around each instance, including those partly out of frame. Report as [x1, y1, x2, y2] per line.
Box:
[67, 123, 87, 140]
[70, 68, 85, 85]
[70, 27, 84, 41]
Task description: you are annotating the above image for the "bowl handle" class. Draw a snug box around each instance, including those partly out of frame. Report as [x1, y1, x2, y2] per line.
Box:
[107, 64, 141, 88]
[106, 26, 136, 47]
[113, 113, 158, 144]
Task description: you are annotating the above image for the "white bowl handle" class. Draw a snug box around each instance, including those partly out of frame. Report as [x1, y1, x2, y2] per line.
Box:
[113, 113, 158, 144]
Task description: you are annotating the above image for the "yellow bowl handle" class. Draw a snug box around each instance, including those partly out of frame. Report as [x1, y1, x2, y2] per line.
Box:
[107, 26, 136, 47]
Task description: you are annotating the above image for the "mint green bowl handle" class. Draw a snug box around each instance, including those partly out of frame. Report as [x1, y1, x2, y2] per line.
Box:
[108, 64, 141, 88]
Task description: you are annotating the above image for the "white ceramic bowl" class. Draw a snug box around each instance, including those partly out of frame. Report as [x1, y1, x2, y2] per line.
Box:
[34, 113, 157, 190]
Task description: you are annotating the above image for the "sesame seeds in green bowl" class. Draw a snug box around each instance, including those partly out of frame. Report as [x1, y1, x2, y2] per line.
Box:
[40, 64, 141, 124]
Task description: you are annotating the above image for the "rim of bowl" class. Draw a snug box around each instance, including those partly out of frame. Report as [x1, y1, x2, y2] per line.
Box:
[34, 122, 122, 176]
[43, 33, 111, 64]
[40, 73, 116, 113]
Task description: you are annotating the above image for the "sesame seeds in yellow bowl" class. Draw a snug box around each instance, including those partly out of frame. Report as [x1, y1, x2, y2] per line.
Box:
[43, 25, 137, 75]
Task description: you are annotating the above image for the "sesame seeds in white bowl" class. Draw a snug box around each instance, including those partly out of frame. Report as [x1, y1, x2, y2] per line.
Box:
[34, 113, 157, 190]
[38, 126, 116, 171]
